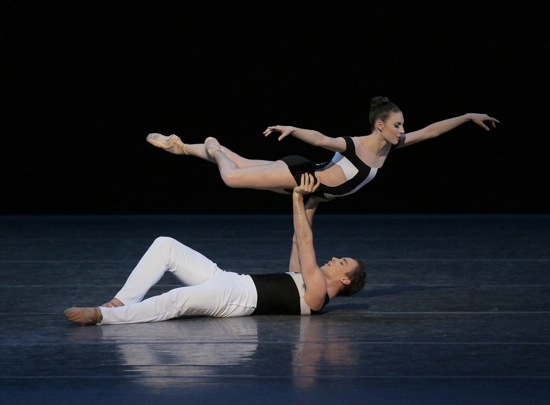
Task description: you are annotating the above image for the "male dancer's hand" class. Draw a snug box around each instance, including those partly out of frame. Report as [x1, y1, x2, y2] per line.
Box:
[293, 173, 320, 196]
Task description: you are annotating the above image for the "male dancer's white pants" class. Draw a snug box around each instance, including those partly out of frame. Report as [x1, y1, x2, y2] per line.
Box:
[99, 236, 257, 324]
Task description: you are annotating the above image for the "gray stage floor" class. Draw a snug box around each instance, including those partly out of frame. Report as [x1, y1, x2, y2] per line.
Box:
[1, 214, 549, 404]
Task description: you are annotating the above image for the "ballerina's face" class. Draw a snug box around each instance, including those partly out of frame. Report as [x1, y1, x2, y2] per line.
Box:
[377, 111, 405, 145]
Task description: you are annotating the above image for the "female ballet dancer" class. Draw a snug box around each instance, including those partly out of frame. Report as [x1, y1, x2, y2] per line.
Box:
[146, 96, 499, 200]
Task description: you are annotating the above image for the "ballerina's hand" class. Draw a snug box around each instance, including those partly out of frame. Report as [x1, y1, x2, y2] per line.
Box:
[469, 113, 500, 131]
[294, 173, 321, 196]
[263, 125, 293, 141]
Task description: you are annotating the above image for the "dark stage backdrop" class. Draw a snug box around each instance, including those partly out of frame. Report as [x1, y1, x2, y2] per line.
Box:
[2, 1, 548, 215]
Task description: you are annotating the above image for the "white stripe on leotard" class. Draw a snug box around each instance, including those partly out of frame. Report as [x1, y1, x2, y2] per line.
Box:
[323, 153, 378, 199]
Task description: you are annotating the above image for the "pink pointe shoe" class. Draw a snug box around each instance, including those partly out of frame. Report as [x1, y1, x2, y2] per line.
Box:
[146, 133, 188, 155]
[205, 136, 223, 159]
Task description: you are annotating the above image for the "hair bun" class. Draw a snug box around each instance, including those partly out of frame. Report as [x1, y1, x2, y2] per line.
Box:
[371, 96, 390, 109]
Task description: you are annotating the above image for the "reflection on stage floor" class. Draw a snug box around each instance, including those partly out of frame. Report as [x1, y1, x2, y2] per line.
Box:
[1, 214, 549, 404]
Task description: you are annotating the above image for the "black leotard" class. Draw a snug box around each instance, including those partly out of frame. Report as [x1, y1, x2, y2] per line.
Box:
[281, 135, 404, 199]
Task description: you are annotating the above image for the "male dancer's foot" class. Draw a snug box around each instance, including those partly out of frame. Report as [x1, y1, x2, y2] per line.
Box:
[64, 307, 103, 325]
[101, 298, 124, 308]
[146, 133, 188, 155]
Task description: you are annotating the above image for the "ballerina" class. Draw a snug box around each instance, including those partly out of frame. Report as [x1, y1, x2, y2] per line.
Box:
[146, 96, 499, 200]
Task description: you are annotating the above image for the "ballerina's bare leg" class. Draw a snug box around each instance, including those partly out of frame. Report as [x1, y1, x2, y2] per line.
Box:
[147, 133, 298, 192]
[147, 133, 275, 167]
[204, 137, 297, 192]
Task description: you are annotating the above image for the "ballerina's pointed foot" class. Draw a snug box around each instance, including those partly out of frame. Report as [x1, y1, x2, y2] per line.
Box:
[146, 133, 188, 155]
[64, 307, 103, 325]
[205, 136, 223, 159]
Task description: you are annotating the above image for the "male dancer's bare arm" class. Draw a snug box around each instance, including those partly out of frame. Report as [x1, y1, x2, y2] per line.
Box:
[292, 174, 327, 310]
[289, 197, 319, 273]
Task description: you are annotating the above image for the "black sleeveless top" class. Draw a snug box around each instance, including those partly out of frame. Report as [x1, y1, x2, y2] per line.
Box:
[249, 273, 330, 315]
